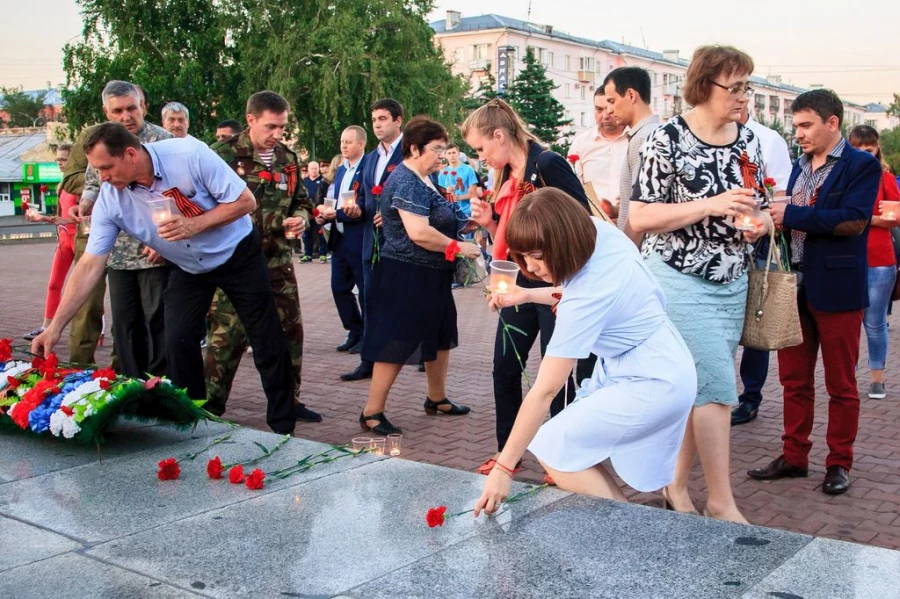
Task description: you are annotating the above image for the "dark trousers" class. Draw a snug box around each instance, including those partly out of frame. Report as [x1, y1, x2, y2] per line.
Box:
[778, 293, 864, 470]
[164, 232, 296, 434]
[331, 236, 365, 337]
[358, 259, 375, 371]
[302, 221, 327, 257]
[738, 348, 770, 409]
[493, 299, 574, 452]
[107, 266, 169, 378]
[68, 233, 106, 366]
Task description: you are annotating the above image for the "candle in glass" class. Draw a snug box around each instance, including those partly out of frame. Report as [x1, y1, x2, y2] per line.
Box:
[324, 198, 337, 211]
[387, 434, 402, 456]
[80, 216, 92, 235]
[490, 260, 520, 296]
[284, 227, 296, 240]
[736, 200, 762, 232]
[147, 198, 173, 226]
[882, 201, 900, 221]
[351, 436, 372, 452]
[340, 191, 357, 209]
[369, 438, 386, 456]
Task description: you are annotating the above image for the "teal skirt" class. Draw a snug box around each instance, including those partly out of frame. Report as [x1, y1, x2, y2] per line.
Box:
[645, 252, 747, 407]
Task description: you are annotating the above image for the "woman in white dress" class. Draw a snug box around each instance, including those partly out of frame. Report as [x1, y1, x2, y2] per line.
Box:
[475, 188, 697, 515]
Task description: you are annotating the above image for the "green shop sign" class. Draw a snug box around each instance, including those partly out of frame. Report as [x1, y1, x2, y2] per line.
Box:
[22, 162, 63, 183]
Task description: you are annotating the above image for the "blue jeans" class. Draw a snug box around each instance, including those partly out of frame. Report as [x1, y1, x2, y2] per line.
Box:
[863, 265, 896, 370]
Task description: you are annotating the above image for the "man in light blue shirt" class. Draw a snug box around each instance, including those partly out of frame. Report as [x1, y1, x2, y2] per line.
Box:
[32, 123, 302, 435]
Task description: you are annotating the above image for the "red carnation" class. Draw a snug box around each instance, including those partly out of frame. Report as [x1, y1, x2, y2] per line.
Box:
[60, 405, 74, 416]
[426, 506, 447, 528]
[99, 379, 111, 391]
[143, 376, 161, 390]
[157, 458, 180, 481]
[7, 376, 19, 389]
[0, 338, 12, 362]
[32, 355, 44, 370]
[258, 171, 273, 182]
[245, 468, 265, 490]
[92, 366, 116, 380]
[444, 240, 461, 262]
[312, 207, 320, 218]
[38, 353, 59, 378]
[567, 154, 580, 164]
[228, 465, 245, 484]
[207, 456, 224, 479]
[372, 185, 384, 195]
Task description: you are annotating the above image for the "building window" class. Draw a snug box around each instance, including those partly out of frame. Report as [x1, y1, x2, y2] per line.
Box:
[539, 47, 550, 66]
[580, 85, 587, 100]
[472, 44, 489, 60]
[565, 83, 571, 98]
[579, 57, 593, 71]
[563, 55, 571, 71]
[580, 112, 586, 127]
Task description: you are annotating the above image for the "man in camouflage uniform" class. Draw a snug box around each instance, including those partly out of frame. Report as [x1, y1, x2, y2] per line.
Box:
[77, 80, 172, 377]
[205, 90, 321, 423]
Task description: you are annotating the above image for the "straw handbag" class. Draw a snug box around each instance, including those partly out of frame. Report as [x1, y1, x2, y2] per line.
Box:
[740, 220, 803, 351]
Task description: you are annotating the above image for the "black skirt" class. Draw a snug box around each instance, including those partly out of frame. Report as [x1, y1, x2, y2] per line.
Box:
[361, 257, 458, 365]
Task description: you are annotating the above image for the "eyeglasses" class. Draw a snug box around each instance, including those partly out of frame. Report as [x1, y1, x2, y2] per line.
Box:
[425, 145, 447, 156]
[711, 81, 754, 97]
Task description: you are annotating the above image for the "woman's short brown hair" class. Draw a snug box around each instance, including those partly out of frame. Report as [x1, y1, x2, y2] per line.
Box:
[682, 45, 755, 107]
[506, 188, 596, 286]
[402, 115, 448, 158]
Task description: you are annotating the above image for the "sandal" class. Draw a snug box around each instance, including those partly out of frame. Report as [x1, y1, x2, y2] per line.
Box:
[359, 411, 402, 436]
[423, 397, 471, 416]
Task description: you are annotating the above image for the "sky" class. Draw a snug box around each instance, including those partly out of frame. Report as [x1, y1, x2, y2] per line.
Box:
[2, 0, 898, 107]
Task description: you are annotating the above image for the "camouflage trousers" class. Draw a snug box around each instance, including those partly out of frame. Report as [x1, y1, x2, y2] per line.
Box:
[204, 261, 303, 414]
[68, 233, 107, 367]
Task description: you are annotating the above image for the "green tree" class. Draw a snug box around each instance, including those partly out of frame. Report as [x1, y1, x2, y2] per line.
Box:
[887, 93, 900, 119]
[506, 47, 572, 153]
[463, 67, 498, 111]
[881, 126, 900, 173]
[0, 88, 48, 127]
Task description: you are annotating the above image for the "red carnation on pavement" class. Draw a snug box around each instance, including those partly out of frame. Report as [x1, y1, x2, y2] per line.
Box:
[207, 456, 224, 479]
[426, 506, 447, 528]
[444, 240, 461, 262]
[567, 154, 580, 164]
[245, 468, 265, 490]
[228, 465, 245, 484]
[372, 185, 384, 195]
[157, 458, 180, 481]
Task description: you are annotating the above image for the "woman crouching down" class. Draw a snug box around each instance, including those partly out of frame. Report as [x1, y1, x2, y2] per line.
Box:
[475, 189, 696, 514]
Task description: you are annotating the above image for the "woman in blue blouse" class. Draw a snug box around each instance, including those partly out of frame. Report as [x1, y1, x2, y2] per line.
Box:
[359, 116, 481, 435]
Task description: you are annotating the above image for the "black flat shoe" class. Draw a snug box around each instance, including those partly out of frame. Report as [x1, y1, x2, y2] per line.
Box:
[340, 365, 373, 382]
[748, 455, 809, 481]
[731, 401, 759, 426]
[337, 334, 360, 352]
[294, 403, 322, 423]
[823, 466, 851, 495]
[359, 411, 402, 436]
[424, 397, 471, 416]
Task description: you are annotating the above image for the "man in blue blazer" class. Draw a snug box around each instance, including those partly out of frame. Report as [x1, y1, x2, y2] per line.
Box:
[319, 126, 368, 357]
[340, 99, 404, 382]
[749, 90, 881, 495]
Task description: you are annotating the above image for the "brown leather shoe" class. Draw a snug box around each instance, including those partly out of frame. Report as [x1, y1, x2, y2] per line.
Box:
[822, 466, 851, 495]
[748, 455, 808, 480]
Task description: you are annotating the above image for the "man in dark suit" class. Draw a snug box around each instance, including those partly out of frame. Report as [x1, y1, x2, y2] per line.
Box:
[340, 99, 404, 382]
[749, 89, 881, 495]
[318, 126, 368, 357]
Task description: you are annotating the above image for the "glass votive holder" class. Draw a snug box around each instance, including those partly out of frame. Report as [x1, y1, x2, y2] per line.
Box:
[490, 260, 520, 296]
[323, 198, 337, 211]
[351, 436, 371, 452]
[736, 200, 763, 231]
[147, 198, 173, 225]
[369, 438, 386, 456]
[80, 216, 92, 235]
[387, 434, 402, 456]
[340, 190, 357, 209]
[284, 227, 296, 240]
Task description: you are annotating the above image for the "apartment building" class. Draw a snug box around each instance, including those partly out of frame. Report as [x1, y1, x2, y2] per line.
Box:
[432, 12, 869, 136]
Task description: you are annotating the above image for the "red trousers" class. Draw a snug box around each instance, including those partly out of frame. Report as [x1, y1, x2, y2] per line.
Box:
[44, 230, 75, 320]
[777, 295, 863, 470]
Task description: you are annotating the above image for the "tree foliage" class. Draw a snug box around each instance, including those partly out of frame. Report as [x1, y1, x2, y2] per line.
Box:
[506, 48, 572, 154]
[887, 93, 900, 119]
[61, 0, 468, 158]
[0, 88, 48, 127]
[881, 126, 900, 173]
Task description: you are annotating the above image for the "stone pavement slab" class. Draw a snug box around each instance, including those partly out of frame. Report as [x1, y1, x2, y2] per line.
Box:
[0, 553, 205, 598]
[0, 515, 81, 572]
[349, 495, 810, 599]
[0, 427, 379, 543]
[3, 243, 900, 551]
[742, 537, 900, 599]
[86, 458, 567, 598]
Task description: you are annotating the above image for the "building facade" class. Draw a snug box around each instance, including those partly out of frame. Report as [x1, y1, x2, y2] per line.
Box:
[432, 12, 870, 139]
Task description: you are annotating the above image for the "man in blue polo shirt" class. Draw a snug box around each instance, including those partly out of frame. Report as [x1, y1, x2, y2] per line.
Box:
[32, 122, 305, 435]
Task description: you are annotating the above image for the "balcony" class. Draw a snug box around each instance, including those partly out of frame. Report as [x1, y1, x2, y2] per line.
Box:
[468, 59, 490, 72]
[662, 82, 680, 97]
[576, 70, 595, 84]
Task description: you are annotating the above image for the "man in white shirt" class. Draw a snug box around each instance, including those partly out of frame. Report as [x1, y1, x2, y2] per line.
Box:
[732, 106, 793, 426]
[568, 89, 629, 219]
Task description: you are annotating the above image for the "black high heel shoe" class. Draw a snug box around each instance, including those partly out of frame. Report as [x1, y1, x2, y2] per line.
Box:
[423, 397, 471, 416]
[359, 411, 402, 436]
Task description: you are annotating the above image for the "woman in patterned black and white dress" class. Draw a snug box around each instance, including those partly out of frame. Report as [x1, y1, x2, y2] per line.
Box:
[629, 45, 770, 524]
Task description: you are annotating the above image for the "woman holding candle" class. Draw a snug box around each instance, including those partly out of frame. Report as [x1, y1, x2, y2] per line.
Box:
[628, 46, 768, 523]
[461, 98, 591, 480]
[358, 116, 478, 435]
[475, 189, 696, 516]
[848, 125, 900, 400]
